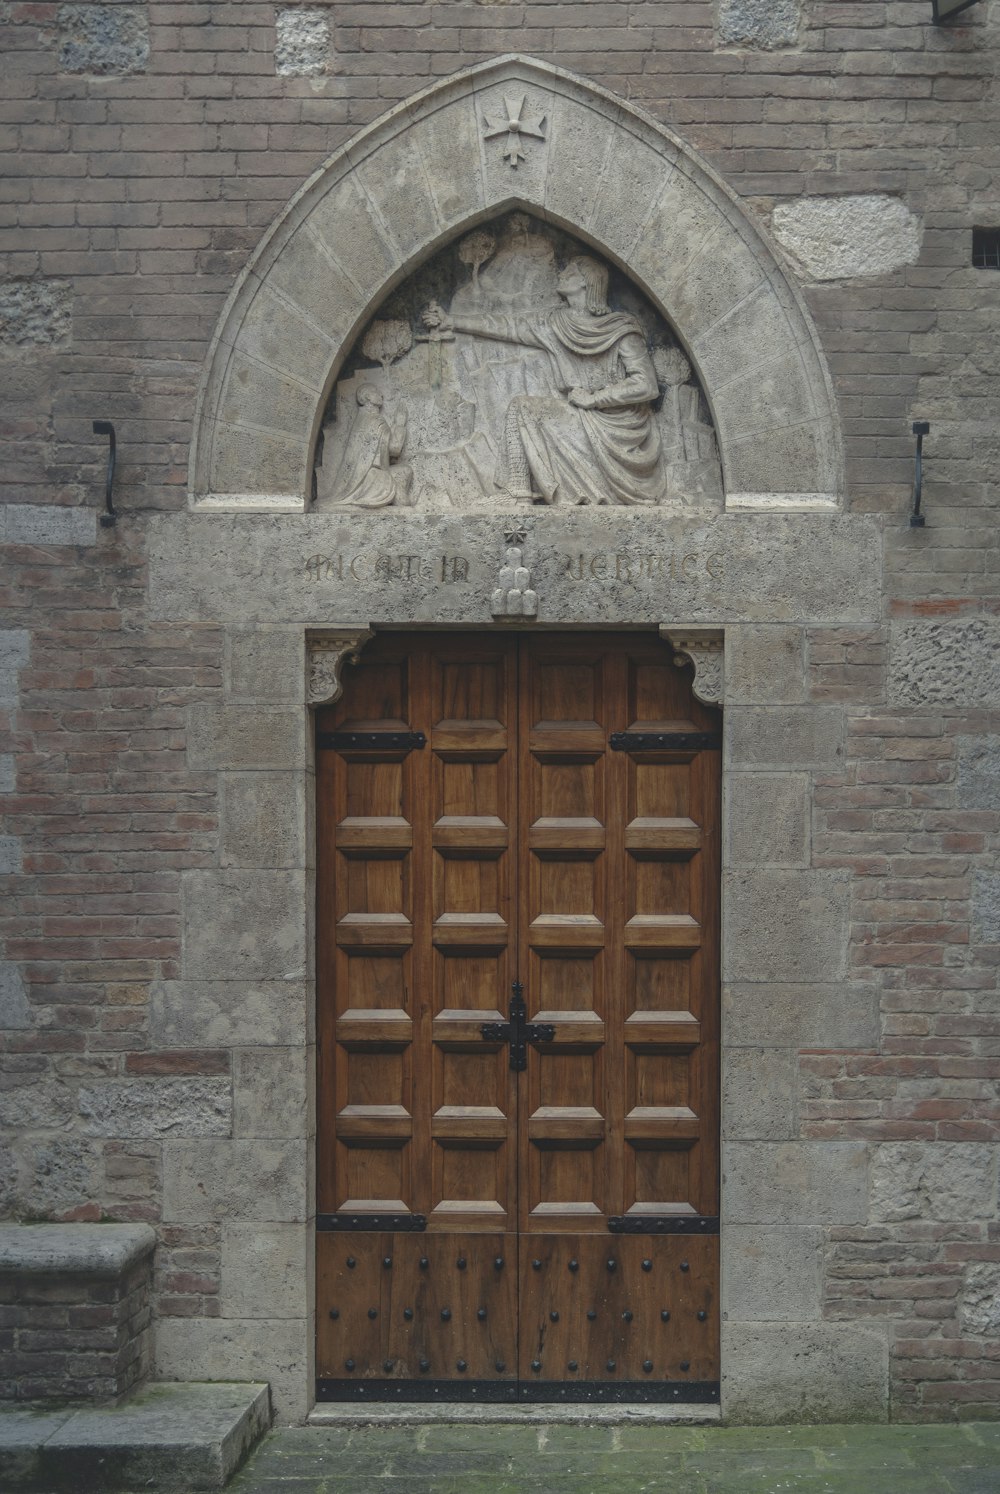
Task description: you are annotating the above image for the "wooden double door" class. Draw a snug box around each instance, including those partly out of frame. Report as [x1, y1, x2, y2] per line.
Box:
[316, 632, 720, 1402]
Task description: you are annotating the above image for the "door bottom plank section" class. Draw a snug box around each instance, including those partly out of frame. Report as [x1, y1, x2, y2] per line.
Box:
[316, 1232, 516, 1390]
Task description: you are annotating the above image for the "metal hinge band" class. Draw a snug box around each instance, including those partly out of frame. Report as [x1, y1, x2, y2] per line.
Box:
[610, 732, 721, 752]
[317, 1214, 428, 1232]
[608, 1215, 720, 1235]
[317, 731, 427, 752]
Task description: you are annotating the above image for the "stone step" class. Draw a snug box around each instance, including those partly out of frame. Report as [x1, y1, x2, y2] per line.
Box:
[0, 1381, 270, 1491]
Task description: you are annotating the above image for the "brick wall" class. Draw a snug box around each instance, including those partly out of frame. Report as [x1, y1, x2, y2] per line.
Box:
[1, 0, 999, 1420]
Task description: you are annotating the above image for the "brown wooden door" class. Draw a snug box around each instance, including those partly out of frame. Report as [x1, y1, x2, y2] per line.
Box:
[316, 633, 720, 1403]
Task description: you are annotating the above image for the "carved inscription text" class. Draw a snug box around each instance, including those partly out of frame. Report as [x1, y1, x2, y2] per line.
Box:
[561, 552, 724, 584]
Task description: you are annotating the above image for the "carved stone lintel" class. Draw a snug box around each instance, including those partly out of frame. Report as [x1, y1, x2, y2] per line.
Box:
[307, 628, 374, 706]
[660, 624, 724, 707]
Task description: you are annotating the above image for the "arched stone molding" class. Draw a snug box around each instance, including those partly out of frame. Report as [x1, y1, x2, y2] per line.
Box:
[190, 55, 844, 513]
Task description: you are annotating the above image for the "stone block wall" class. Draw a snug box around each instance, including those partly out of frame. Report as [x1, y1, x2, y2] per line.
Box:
[0, 0, 998, 1424]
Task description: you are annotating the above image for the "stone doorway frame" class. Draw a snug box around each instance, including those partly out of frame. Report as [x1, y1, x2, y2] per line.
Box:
[153, 58, 888, 1429]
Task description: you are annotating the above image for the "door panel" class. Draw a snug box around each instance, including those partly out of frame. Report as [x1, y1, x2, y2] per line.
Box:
[317, 633, 720, 1402]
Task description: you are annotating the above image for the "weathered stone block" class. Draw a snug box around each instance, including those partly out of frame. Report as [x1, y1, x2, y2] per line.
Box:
[416, 98, 486, 231]
[307, 177, 398, 304]
[155, 1316, 307, 1423]
[957, 735, 1000, 810]
[724, 869, 850, 982]
[723, 982, 879, 1050]
[209, 423, 304, 501]
[58, 4, 149, 75]
[77, 1079, 231, 1139]
[150, 980, 309, 1050]
[0, 1076, 74, 1131]
[0, 280, 72, 348]
[0, 834, 23, 873]
[0, 961, 30, 1029]
[694, 285, 796, 396]
[0, 753, 14, 793]
[0, 630, 30, 706]
[724, 420, 828, 501]
[163, 1139, 307, 1222]
[187, 706, 303, 770]
[723, 1141, 868, 1225]
[221, 1223, 308, 1319]
[15, 1139, 100, 1220]
[355, 136, 444, 262]
[870, 1143, 997, 1224]
[723, 1322, 888, 1423]
[274, 7, 330, 77]
[717, 0, 801, 50]
[2, 504, 96, 546]
[713, 355, 817, 445]
[219, 356, 318, 440]
[726, 772, 810, 869]
[972, 870, 1000, 945]
[889, 619, 1000, 707]
[725, 626, 805, 705]
[541, 98, 618, 242]
[233, 1048, 310, 1140]
[225, 629, 305, 705]
[772, 195, 923, 283]
[182, 871, 307, 982]
[961, 1262, 1000, 1337]
[723, 1226, 823, 1321]
[722, 1048, 798, 1140]
[223, 287, 335, 397]
[726, 706, 844, 769]
[220, 774, 306, 870]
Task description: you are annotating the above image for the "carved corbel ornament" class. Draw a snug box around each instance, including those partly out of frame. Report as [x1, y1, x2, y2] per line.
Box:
[660, 624, 724, 708]
[307, 628, 374, 707]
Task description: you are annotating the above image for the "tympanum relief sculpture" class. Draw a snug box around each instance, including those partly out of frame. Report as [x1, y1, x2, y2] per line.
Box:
[313, 213, 722, 512]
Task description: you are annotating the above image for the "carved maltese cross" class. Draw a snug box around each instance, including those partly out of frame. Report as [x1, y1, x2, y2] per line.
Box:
[483, 94, 547, 169]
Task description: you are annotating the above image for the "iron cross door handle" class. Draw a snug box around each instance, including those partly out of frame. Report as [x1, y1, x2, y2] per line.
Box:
[481, 982, 555, 1071]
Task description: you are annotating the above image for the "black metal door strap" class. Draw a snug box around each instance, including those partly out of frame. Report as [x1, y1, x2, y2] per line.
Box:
[481, 982, 555, 1071]
[317, 1214, 427, 1232]
[610, 731, 721, 752]
[316, 1379, 720, 1404]
[609, 1216, 720, 1235]
[317, 730, 426, 751]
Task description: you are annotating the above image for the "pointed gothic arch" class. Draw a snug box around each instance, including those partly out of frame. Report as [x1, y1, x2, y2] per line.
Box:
[190, 55, 843, 510]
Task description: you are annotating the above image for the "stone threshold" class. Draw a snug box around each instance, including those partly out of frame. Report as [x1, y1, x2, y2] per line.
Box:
[308, 1400, 722, 1426]
[0, 1381, 270, 1491]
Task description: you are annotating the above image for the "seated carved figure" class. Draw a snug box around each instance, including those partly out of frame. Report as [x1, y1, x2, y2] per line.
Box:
[423, 256, 667, 506]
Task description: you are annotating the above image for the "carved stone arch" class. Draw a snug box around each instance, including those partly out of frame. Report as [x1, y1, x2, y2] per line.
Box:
[190, 54, 844, 512]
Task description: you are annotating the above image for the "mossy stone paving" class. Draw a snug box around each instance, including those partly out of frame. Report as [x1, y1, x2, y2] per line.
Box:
[228, 1421, 1000, 1493]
